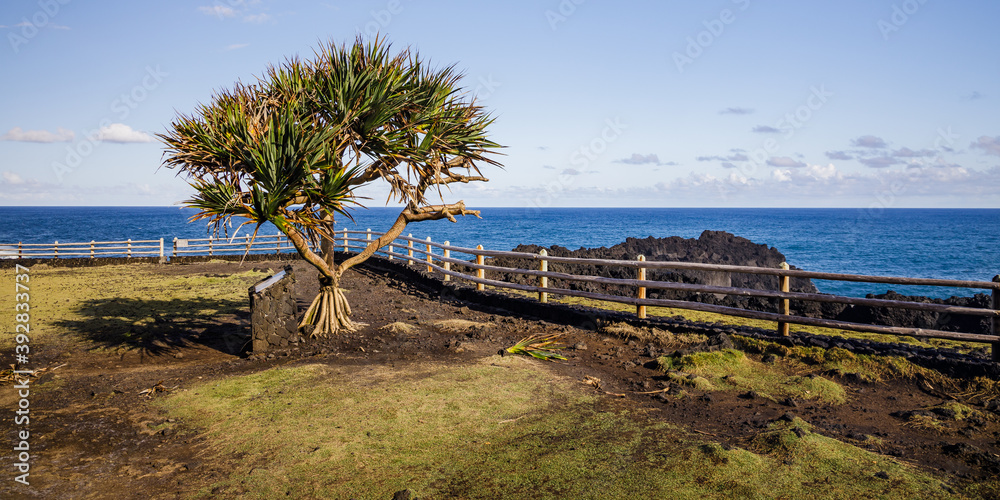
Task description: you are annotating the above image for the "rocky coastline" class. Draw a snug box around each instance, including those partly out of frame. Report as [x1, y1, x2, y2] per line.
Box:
[472, 230, 991, 336]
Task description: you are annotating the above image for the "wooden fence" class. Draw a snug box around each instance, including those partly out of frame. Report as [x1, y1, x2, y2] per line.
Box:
[170, 234, 302, 256]
[0, 239, 165, 258]
[340, 229, 1000, 360]
[7, 230, 1000, 359]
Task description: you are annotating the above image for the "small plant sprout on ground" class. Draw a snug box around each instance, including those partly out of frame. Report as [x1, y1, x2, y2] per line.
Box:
[505, 333, 567, 361]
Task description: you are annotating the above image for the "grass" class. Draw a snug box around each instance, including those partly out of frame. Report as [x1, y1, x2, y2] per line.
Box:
[161, 356, 956, 499]
[736, 336, 958, 387]
[0, 264, 271, 351]
[658, 348, 847, 404]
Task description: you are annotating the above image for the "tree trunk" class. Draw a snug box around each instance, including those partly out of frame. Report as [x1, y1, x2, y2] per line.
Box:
[297, 275, 361, 338]
[321, 215, 335, 269]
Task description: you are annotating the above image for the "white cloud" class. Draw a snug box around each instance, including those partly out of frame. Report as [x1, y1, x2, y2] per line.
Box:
[90, 123, 154, 143]
[615, 153, 664, 166]
[766, 156, 806, 168]
[470, 162, 1000, 208]
[243, 13, 272, 23]
[198, 5, 236, 18]
[892, 147, 936, 158]
[971, 136, 1000, 156]
[697, 152, 748, 162]
[719, 107, 754, 115]
[0, 126, 74, 143]
[804, 163, 839, 181]
[852, 135, 888, 148]
[858, 156, 899, 168]
[3, 171, 24, 184]
[562, 168, 581, 176]
[225, 43, 250, 51]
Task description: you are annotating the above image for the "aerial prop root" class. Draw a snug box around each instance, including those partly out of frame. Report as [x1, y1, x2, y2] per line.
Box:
[299, 285, 359, 337]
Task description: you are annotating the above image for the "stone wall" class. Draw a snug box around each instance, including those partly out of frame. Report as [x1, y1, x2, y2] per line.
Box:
[248, 265, 299, 352]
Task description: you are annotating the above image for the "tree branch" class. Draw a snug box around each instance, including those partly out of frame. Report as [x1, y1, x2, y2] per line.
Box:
[281, 219, 335, 281]
[333, 201, 480, 276]
[429, 172, 489, 185]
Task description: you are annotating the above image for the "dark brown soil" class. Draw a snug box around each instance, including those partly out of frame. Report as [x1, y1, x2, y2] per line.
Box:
[4, 257, 1000, 499]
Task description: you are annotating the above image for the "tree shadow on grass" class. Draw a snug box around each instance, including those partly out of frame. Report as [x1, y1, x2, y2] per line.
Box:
[55, 297, 251, 357]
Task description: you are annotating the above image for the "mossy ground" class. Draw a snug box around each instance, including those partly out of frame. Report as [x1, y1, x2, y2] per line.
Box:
[161, 357, 955, 499]
[657, 348, 847, 404]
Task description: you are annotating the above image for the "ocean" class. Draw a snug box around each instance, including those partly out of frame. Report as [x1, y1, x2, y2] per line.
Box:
[2, 206, 997, 300]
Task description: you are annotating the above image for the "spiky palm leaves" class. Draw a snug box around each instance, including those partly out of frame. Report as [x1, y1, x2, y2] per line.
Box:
[159, 37, 501, 338]
[506, 334, 568, 361]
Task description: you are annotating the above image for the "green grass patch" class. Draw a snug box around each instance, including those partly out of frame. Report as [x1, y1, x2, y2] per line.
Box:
[160, 357, 954, 499]
[0, 264, 271, 351]
[736, 337, 957, 388]
[657, 348, 846, 404]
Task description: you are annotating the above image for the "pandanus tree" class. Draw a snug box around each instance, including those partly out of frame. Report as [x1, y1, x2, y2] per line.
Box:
[158, 38, 502, 337]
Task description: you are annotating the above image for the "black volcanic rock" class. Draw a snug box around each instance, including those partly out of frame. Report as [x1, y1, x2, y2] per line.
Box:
[835, 290, 990, 335]
[450, 230, 991, 336]
[458, 230, 820, 315]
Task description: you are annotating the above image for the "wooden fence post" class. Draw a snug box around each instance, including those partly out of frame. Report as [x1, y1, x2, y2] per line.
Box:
[539, 249, 548, 303]
[443, 241, 451, 281]
[275, 236, 280, 254]
[18, 241, 21, 259]
[476, 245, 485, 291]
[90, 240, 95, 258]
[778, 262, 790, 336]
[159, 238, 164, 258]
[407, 234, 414, 265]
[992, 275, 1000, 362]
[172, 237, 178, 257]
[245, 235, 250, 254]
[209, 237, 214, 256]
[426, 237, 433, 273]
[54, 240, 58, 258]
[343, 228, 348, 252]
[637, 255, 646, 319]
[127, 239, 132, 258]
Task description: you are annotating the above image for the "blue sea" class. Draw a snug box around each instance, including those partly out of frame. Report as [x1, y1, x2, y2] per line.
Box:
[2, 206, 997, 300]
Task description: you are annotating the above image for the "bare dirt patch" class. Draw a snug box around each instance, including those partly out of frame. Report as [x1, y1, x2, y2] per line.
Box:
[2, 258, 999, 498]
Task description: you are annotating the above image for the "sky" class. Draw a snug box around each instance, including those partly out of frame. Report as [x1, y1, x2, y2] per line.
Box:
[0, 0, 998, 208]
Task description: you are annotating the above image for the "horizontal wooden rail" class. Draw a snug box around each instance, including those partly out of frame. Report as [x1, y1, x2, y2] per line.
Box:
[417, 254, 1000, 318]
[367, 234, 1000, 350]
[380, 233, 1000, 291]
[408, 256, 1000, 344]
